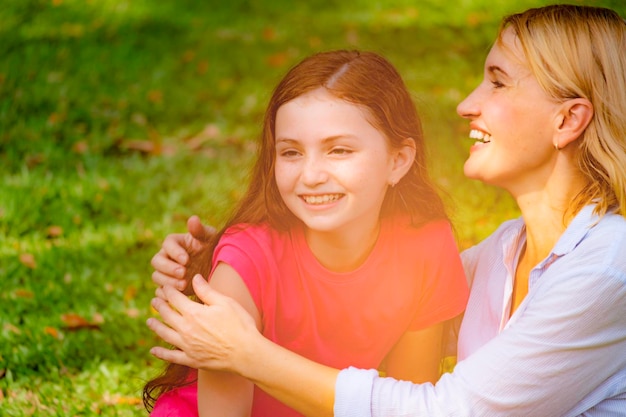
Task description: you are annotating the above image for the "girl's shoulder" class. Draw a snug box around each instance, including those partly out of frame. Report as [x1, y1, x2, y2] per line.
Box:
[219, 223, 294, 253]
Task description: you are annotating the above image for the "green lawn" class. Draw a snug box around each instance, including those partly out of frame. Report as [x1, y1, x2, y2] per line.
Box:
[1, 0, 624, 415]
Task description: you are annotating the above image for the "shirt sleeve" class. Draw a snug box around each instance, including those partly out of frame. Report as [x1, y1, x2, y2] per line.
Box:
[334, 368, 378, 417]
[334, 264, 626, 416]
[408, 222, 469, 330]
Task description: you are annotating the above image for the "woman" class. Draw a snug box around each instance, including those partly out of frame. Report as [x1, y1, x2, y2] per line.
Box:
[148, 4, 626, 416]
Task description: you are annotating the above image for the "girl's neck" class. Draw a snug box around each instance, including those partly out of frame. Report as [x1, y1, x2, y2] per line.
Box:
[304, 220, 381, 273]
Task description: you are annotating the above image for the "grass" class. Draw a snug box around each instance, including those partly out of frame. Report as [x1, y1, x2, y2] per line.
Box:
[1, 0, 624, 415]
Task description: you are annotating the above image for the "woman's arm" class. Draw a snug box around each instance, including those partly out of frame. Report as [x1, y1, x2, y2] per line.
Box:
[149, 275, 338, 416]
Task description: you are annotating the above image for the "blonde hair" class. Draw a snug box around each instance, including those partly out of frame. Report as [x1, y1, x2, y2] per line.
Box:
[501, 5, 626, 218]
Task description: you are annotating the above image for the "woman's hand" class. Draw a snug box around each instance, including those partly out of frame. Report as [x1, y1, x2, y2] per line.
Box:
[151, 215, 215, 294]
[147, 275, 259, 374]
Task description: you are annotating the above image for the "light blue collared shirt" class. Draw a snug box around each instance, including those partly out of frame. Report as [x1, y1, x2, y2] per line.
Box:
[335, 205, 626, 416]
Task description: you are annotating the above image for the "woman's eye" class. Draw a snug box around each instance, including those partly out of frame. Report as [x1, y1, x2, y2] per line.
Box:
[491, 80, 505, 89]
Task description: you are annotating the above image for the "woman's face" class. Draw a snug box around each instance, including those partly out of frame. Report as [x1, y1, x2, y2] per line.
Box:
[273, 88, 398, 238]
[456, 28, 562, 195]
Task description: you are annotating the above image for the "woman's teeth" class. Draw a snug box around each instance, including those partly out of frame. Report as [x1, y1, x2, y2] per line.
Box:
[469, 129, 492, 143]
[302, 194, 342, 204]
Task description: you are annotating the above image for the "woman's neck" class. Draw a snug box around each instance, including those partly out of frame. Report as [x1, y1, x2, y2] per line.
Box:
[304, 220, 381, 273]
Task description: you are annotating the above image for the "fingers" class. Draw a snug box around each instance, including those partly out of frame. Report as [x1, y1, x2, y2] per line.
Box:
[187, 215, 216, 242]
[149, 345, 193, 367]
[147, 316, 184, 348]
[151, 246, 186, 278]
[161, 234, 190, 265]
[160, 285, 200, 316]
[152, 270, 187, 291]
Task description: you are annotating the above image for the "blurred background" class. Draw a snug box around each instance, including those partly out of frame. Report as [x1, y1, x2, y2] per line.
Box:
[1, 0, 624, 415]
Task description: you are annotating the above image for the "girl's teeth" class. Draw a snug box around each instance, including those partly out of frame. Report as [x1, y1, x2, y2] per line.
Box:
[303, 194, 341, 204]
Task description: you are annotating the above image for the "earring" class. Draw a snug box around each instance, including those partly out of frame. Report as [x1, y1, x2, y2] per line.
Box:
[554, 142, 560, 151]
[390, 180, 396, 188]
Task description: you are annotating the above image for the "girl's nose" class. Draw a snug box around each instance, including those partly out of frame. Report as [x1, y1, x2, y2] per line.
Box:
[301, 155, 329, 186]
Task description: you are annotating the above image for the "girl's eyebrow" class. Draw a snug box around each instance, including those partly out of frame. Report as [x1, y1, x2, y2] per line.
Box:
[276, 135, 356, 144]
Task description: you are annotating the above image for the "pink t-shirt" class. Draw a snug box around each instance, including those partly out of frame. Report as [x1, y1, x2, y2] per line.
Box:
[213, 218, 468, 417]
[152, 216, 468, 416]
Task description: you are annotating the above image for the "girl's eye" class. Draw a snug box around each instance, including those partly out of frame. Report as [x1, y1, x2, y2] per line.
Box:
[279, 150, 300, 158]
[491, 80, 505, 89]
[331, 148, 353, 155]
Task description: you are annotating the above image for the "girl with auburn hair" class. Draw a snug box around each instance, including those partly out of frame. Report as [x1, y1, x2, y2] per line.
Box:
[148, 4, 626, 416]
[144, 50, 468, 416]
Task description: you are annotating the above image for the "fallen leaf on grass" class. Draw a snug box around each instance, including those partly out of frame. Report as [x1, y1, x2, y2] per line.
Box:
[147, 90, 163, 104]
[266, 52, 289, 68]
[46, 225, 63, 238]
[72, 140, 89, 154]
[44, 326, 60, 339]
[61, 313, 101, 330]
[103, 393, 142, 406]
[19, 253, 36, 269]
[14, 288, 34, 298]
[3, 323, 21, 334]
[186, 124, 220, 151]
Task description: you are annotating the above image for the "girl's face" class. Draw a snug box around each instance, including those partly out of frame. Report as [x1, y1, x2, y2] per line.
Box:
[274, 88, 398, 237]
[456, 28, 562, 195]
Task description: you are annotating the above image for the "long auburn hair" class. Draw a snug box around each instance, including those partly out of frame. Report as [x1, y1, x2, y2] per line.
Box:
[500, 5, 626, 219]
[143, 49, 448, 411]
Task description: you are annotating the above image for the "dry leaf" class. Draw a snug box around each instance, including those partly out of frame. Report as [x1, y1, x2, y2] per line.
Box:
[124, 286, 137, 302]
[103, 393, 142, 406]
[19, 253, 36, 269]
[186, 124, 220, 150]
[72, 140, 89, 154]
[262, 27, 276, 41]
[14, 288, 34, 299]
[3, 323, 21, 334]
[197, 60, 209, 75]
[181, 50, 195, 63]
[61, 313, 100, 330]
[46, 225, 63, 238]
[267, 52, 289, 68]
[147, 90, 163, 104]
[44, 326, 60, 339]
[120, 140, 159, 154]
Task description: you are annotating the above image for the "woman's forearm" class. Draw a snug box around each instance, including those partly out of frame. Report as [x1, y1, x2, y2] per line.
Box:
[237, 331, 339, 417]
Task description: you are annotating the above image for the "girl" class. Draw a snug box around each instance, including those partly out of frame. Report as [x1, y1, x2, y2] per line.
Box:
[148, 5, 626, 416]
[144, 50, 468, 416]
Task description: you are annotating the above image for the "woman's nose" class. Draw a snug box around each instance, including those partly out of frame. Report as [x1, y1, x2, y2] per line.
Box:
[456, 85, 481, 120]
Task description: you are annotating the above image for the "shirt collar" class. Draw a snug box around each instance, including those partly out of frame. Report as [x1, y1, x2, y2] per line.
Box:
[550, 204, 600, 257]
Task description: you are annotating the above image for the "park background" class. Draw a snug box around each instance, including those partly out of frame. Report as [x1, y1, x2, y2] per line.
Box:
[1, 0, 624, 415]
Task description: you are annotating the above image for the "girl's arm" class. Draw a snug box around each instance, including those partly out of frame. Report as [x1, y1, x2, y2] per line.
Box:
[383, 323, 444, 384]
[149, 275, 338, 416]
[196, 264, 260, 417]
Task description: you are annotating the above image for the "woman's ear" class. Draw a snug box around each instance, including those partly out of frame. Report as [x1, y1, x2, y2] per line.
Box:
[554, 98, 593, 149]
[389, 138, 416, 185]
